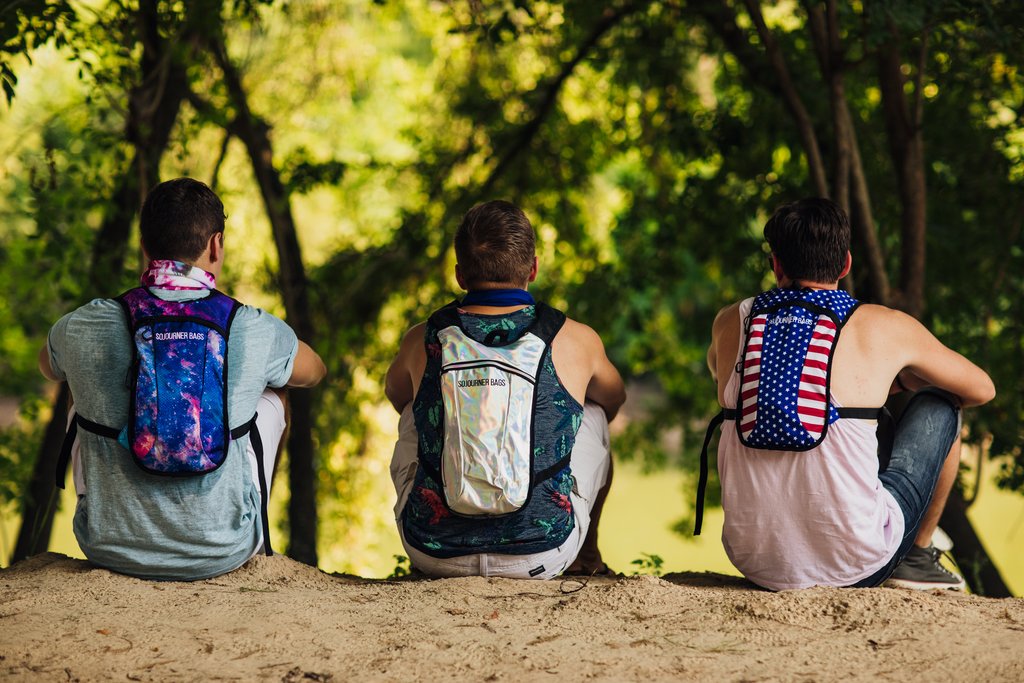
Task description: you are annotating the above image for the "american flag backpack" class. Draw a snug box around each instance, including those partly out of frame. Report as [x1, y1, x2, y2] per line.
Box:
[693, 287, 882, 535]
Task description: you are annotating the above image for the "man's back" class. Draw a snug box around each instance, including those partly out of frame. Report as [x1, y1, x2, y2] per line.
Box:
[49, 292, 297, 580]
[711, 294, 906, 589]
[400, 304, 582, 556]
[713, 300, 994, 410]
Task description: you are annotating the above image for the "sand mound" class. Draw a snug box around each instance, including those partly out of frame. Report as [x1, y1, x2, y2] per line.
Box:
[1, 553, 1022, 681]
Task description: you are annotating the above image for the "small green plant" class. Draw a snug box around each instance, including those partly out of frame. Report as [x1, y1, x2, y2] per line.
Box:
[630, 552, 664, 576]
[389, 554, 411, 579]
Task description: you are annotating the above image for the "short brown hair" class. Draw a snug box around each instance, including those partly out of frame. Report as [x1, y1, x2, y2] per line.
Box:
[454, 200, 536, 288]
[763, 197, 850, 283]
[140, 177, 225, 263]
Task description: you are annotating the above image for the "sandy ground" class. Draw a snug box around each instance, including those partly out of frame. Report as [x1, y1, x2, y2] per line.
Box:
[1, 553, 1022, 682]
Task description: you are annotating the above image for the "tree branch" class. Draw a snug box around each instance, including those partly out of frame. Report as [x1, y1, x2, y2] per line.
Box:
[741, 0, 829, 197]
[479, 2, 646, 196]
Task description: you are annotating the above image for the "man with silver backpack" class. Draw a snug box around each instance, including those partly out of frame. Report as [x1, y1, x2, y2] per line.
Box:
[386, 200, 626, 578]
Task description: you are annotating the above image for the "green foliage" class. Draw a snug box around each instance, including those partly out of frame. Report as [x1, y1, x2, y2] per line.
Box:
[1, 0, 1022, 572]
[0, 0, 75, 104]
[630, 552, 664, 576]
[388, 554, 411, 579]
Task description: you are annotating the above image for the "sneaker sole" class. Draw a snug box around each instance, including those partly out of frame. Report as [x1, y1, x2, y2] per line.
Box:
[884, 577, 966, 591]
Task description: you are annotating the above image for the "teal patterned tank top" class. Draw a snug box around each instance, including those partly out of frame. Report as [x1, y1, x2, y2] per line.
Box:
[402, 304, 584, 557]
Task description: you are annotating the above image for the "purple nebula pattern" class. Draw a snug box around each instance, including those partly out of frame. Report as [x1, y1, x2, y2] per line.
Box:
[120, 288, 238, 475]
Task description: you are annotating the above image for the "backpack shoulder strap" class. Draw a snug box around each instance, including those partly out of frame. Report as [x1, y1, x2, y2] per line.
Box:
[694, 409, 731, 536]
[526, 303, 566, 346]
[230, 414, 273, 557]
[56, 414, 120, 489]
[426, 300, 462, 332]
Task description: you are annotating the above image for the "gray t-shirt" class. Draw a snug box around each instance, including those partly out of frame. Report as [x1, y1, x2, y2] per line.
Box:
[47, 290, 298, 580]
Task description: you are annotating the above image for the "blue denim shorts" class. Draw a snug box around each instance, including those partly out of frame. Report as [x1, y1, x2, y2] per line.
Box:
[849, 389, 960, 587]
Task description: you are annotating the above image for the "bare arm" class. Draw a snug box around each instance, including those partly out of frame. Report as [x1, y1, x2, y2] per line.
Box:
[581, 327, 626, 422]
[385, 323, 426, 413]
[38, 345, 60, 382]
[894, 312, 995, 407]
[287, 341, 327, 388]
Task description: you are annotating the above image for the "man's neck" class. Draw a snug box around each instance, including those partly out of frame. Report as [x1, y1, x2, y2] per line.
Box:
[460, 285, 532, 314]
[777, 277, 839, 291]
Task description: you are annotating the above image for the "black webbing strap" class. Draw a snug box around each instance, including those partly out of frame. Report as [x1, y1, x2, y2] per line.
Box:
[534, 453, 572, 485]
[694, 409, 734, 536]
[835, 407, 884, 419]
[693, 406, 882, 535]
[232, 414, 273, 557]
[56, 415, 120, 489]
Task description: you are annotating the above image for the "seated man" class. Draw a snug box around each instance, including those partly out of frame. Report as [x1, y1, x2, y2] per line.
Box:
[706, 197, 995, 591]
[40, 177, 326, 581]
[386, 200, 626, 578]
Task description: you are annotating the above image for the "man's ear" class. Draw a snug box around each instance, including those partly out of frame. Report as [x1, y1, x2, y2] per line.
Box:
[208, 231, 224, 266]
[527, 256, 538, 283]
[455, 264, 467, 290]
[838, 250, 852, 280]
[769, 252, 786, 283]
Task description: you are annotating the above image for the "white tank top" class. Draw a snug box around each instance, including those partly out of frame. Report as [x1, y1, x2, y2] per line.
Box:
[718, 297, 904, 590]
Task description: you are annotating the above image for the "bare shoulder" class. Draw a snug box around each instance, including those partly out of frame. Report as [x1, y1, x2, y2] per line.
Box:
[712, 301, 742, 333]
[848, 303, 923, 337]
[557, 316, 604, 351]
[400, 321, 428, 349]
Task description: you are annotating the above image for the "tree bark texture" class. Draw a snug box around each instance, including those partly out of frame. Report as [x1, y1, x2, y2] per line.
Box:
[940, 487, 1012, 597]
[11, 0, 189, 564]
[804, 0, 890, 304]
[877, 31, 927, 318]
[210, 37, 319, 566]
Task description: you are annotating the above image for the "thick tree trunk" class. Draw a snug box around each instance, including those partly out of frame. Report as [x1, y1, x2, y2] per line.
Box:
[10, 0, 189, 564]
[10, 386, 70, 561]
[877, 36, 927, 318]
[805, 0, 890, 304]
[940, 488, 1012, 597]
[210, 37, 319, 566]
[741, 0, 829, 198]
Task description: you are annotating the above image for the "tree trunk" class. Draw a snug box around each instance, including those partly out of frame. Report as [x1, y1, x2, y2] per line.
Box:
[805, 0, 890, 304]
[209, 36, 319, 566]
[10, 386, 70, 561]
[877, 33, 927, 318]
[740, 0, 829, 198]
[940, 487, 1012, 597]
[10, 0, 189, 564]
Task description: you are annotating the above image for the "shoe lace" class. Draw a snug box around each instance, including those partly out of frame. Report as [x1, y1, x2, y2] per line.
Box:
[928, 545, 962, 580]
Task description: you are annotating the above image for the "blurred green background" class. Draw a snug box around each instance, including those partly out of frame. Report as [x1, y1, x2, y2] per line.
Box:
[1, 0, 1021, 596]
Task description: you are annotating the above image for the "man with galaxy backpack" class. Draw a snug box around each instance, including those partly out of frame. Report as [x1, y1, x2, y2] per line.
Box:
[39, 178, 326, 580]
[702, 197, 994, 591]
[385, 200, 626, 579]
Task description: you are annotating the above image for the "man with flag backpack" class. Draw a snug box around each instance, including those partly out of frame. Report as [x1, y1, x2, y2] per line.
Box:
[385, 200, 626, 579]
[40, 178, 326, 580]
[703, 197, 994, 591]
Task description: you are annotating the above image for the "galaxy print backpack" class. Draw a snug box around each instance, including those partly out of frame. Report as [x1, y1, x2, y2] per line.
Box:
[56, 287, 273, 553]
[691, 287, 883, 535]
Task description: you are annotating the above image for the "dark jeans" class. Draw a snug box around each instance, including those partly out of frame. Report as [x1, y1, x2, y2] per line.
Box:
[849, 389, 960, 588]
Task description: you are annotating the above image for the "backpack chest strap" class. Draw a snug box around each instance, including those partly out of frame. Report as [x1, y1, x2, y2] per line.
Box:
[693, 405, 883, 536]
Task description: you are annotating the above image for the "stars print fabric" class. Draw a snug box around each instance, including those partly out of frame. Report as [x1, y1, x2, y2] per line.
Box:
[737, 287, 859, 451]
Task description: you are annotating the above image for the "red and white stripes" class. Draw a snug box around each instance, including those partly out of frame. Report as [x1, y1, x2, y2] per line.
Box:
[739, 314, 766, 439]
[796, 316, 836, 438]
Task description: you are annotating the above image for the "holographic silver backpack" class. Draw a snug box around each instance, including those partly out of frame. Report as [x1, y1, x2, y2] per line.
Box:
[429, 303, 565, 516]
